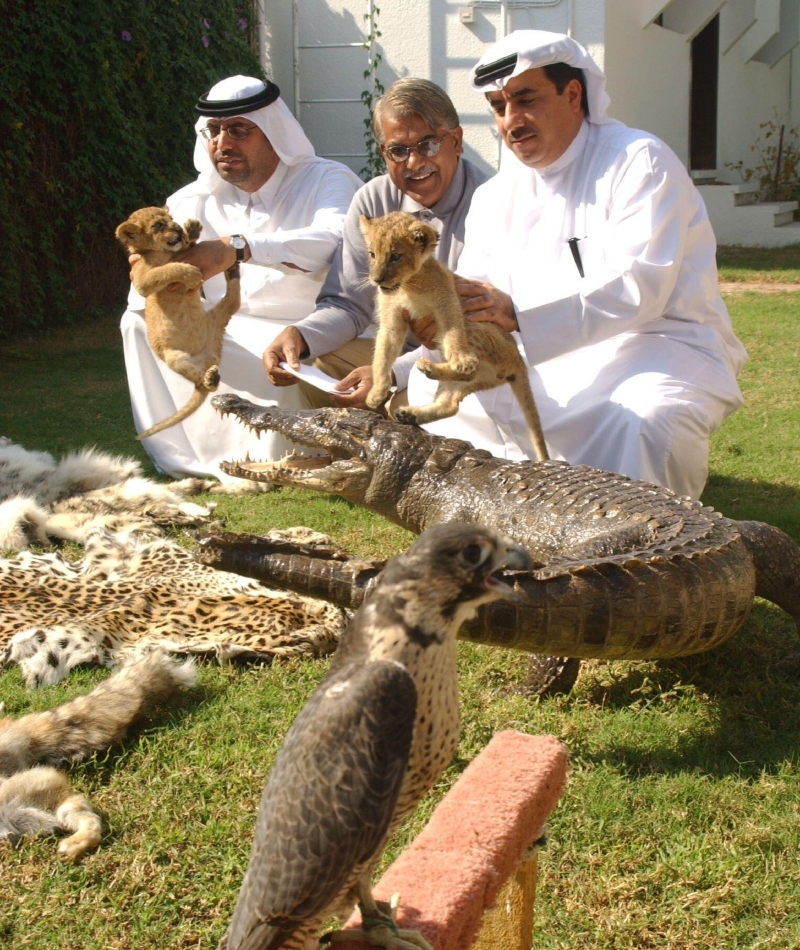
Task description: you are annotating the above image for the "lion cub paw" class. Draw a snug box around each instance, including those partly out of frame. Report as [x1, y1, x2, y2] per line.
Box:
[393, 407, 421, 426]
[185, 269, 203, 292]
[185, 219, 203, 244]
[203, 366, 221, 390]
[415, 358, 439, 379]
[451, 354, 479, 376]
[367, 388, 389, 410]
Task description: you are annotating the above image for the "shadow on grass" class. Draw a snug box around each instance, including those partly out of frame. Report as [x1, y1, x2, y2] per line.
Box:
[575, 600, 800, 779]
[702, 472, 800, 540]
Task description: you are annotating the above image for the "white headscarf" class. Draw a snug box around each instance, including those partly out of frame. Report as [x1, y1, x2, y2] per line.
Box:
[470, 30, 615, 126]
[192, 75, 316, 191]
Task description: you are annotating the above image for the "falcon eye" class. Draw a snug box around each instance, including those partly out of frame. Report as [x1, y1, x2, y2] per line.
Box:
[460, 543, 485, 566]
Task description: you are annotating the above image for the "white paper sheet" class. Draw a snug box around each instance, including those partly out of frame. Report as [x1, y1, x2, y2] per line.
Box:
[279, 362, 355, 394]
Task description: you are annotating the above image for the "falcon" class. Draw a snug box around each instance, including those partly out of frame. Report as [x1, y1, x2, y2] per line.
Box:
[218, 522, 533, 950]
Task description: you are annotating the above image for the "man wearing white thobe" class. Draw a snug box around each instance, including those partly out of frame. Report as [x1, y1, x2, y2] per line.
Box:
[408, 31, 747, 500]
[120, 75, 361, 480]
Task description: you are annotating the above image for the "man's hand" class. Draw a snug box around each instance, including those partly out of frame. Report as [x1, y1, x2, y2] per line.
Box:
[263, 326, 309, 386]
[173, 238, 242, 280]
[327, 364, 377, 409]
[402, 309, 438, 348]
[128, 253, 199, 294]
[455, 277, 519, 333]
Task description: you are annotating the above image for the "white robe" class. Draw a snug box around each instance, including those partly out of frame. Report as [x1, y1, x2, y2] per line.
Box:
[120, 158, 360, 480]
[408, 121, 747, 499]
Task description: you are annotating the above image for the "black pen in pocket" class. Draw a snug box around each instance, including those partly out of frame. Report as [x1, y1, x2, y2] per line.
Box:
[567, 237, 585, 278]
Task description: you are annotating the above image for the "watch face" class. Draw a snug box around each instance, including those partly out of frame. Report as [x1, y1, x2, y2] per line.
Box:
[231, 236, 245, 249]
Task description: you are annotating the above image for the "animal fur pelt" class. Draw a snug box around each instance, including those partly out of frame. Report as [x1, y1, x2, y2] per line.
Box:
[1, 527, 348, 689]
[0, 650, 196, 857]
[0, 437, 268, 553]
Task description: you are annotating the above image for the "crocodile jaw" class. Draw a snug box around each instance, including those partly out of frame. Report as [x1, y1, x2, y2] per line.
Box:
[221, 454, 371, 496]
[213, 393, 374, 497]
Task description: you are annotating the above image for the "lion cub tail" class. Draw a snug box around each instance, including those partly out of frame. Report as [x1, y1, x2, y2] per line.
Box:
[0, 651, 196, 776]
[509, 374, 550, 463]
[136, 386, 211, 441]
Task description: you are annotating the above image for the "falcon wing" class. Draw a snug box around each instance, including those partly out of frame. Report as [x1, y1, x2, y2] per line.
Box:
[224, 658, 417, 950]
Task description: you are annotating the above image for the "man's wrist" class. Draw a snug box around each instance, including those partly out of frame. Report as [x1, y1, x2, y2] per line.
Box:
[229, 234, 250, 264]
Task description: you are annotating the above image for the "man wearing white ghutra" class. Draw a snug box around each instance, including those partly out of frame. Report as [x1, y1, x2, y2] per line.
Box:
[120, 75, 360, 480]
[407, 31, 747, 501]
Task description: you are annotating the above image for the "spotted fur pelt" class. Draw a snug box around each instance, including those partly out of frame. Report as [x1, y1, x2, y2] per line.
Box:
[0, 437, 268, 552]
[1, 527, 348, 689]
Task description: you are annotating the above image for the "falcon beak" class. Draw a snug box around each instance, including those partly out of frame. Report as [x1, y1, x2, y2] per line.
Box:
[485, 540, 534, 598]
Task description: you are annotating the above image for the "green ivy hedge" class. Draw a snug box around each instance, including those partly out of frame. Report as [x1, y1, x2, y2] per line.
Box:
[0, 0, 263, 338]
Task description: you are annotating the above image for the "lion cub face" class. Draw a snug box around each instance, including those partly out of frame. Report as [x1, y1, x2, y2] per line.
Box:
[360, 211, 439, 293]
[115, 206, 201, 255]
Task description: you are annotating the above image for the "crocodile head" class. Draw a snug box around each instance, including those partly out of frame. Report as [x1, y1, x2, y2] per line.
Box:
[213, 394, 476, 518]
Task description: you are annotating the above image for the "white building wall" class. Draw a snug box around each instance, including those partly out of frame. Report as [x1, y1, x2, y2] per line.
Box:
[604, 0, 690, 165]
[261, 0, 610, 179]
[259, 0, 800, 247]
[716, 41, 794, 183]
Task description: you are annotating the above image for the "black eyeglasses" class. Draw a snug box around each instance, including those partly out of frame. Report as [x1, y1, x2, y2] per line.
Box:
[199, 123, 256, 142]
[383, 132, 449, 163]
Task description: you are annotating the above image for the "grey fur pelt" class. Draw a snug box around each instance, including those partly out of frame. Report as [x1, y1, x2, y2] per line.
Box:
[0, 438, 267, 552]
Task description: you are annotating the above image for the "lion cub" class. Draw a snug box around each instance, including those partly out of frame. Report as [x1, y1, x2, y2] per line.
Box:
[361, 211, 548, 461]
[115, 206, 241, 441]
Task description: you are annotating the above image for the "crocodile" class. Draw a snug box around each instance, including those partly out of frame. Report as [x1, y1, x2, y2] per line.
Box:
[202, 394, 800, 691]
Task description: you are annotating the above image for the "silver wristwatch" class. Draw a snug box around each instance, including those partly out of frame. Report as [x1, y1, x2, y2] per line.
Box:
[230, 234, 247, 263]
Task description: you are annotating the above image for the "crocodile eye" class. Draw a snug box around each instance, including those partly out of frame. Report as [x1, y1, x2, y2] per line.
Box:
[460, 542, 485, 567]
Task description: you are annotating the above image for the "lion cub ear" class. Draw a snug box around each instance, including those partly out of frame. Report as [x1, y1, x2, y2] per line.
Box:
[410, 222, 438, 253]
[115, 220, 141, 248]
[358, 214, 373, 237]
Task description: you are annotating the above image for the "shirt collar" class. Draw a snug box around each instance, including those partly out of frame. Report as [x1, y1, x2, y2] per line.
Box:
[537, 120, 590, 178]
[233, 159, 289, 211]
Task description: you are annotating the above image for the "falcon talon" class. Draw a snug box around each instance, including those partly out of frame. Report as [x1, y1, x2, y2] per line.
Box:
[325, 927, 432, 950]
[360, 914, 400, 935]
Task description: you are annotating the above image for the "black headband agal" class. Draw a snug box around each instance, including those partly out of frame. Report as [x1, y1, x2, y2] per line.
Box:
[195, 80, 280, 117]
[473, 53, 518, 88]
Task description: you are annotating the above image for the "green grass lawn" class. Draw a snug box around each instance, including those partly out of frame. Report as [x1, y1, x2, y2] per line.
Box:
[1, 284, 799, 950]
[717, 244, 800, 283]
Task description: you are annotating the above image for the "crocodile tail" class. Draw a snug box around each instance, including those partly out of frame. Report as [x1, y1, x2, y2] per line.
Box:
[509, 374, 549, 462]
[0, 652, 196, 774]
[736, 520, 800, 630]
[136, 386, 209, 440]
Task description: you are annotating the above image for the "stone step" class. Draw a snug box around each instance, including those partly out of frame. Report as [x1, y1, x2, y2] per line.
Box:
[696, 183, 800, 247]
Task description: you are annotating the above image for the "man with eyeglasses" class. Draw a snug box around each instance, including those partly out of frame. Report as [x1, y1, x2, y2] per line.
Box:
[263, 78, 488, 408]
[120, 75, 360, 480]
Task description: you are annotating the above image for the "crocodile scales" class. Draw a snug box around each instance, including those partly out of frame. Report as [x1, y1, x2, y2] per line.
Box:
[201, 396, 800, 682]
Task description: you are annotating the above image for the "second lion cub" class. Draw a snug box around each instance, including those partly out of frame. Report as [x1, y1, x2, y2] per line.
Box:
[361, 211, 548, 461]
[115, 206, 241, 441]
